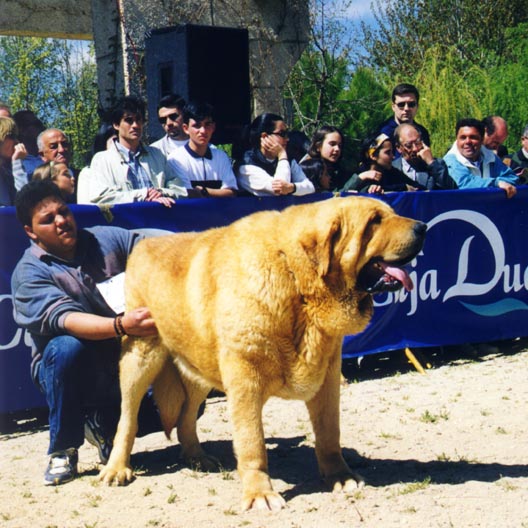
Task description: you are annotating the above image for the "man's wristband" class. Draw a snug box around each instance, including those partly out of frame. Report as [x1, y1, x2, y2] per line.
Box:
[290, 183, 297, 195]
[114, 315, 127, 337]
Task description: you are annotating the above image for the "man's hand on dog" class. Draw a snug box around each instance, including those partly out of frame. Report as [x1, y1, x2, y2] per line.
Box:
[122, 307, 158, 336]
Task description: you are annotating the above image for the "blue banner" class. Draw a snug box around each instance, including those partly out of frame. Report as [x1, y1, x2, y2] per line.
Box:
[2, 188, 528, 413]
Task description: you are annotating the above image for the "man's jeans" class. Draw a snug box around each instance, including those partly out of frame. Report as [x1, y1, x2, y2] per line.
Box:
[37, 335, 121, 454]
[37, 335, 162, 455]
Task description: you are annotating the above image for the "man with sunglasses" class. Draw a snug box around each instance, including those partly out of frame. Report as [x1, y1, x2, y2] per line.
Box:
[84, 96, 187, 206]
[150, 93, 189, 157]
[377, 83, 431, 160]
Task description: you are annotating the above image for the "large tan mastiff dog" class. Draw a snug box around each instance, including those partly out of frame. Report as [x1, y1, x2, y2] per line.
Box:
[100, 197, 426, 510]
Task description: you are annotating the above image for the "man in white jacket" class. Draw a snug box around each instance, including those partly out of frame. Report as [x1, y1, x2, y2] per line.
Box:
[78, 96, 187, 206]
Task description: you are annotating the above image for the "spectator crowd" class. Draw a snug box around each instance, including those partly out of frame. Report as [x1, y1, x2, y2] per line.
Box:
[1, 82, 526, 210]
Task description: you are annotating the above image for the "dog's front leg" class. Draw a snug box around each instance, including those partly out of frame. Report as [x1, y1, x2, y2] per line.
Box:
[226, 378, 286, 511]
[100, 336, 167, 485]
[305, 349, 364, 492]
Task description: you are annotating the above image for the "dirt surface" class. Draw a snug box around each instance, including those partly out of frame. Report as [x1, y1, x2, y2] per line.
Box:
[1, 342, 528, 528]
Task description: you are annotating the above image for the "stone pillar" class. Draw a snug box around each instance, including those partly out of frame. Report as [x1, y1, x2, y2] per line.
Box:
[90, 0, 310, 117]
[0, 0, 310, 120]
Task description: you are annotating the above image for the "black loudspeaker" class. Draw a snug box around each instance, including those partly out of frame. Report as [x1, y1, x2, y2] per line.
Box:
[145, 24, 251, 145]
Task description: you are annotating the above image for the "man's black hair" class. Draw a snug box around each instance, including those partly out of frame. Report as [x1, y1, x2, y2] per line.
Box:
[157, 93, 186, 112]
[455, 118, 485, 139]
[181, 101, 215, 124]
[392, 83, 420, 103]
[110, 96, 146, 125]
[247, 112, 284, 149]
[482, 116, 495, 135]
[15, 179, 65, 226]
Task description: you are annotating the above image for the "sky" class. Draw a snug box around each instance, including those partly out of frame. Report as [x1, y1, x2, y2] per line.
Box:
[344, 0, 381, 28]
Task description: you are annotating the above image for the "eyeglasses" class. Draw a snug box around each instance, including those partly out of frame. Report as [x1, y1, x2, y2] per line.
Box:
[395, 101, 417, 109]
[270, 130, 289, 138]
[48, 141, 70, 149]
[401, 139, 423, 150]
[159, 112, 180, 124]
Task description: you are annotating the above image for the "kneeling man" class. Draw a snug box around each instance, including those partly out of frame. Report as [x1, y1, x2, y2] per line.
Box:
[11, 180, 161, 485]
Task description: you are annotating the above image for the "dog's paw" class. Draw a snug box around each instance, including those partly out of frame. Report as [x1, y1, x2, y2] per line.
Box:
[326, 470, 365, 493]
[185, 453, 222, 472]
[98, 465, 134, 486]
[181, 445, 222, 472]
[241, 491, 286, 511]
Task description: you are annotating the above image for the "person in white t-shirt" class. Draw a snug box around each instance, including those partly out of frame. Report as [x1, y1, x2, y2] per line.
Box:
[167, 101, 238, 198]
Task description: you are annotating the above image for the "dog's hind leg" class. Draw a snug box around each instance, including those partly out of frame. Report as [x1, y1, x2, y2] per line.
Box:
[175, 373, 219, 471]
[151, 359, 186, 437]
[305, 347, 364, 492]
[100, 336, 168, 485]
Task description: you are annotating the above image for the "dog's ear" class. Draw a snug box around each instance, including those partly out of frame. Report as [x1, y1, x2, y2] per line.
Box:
[300, 213, 342, 279]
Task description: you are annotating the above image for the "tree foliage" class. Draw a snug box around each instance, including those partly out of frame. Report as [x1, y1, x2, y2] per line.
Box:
[487, 23, 528, 149]
[285, 0, 355, 133]
[340, 67, 389, 157]
[0, 37, 99, 168]
[411, 46, 491, 155]
[284, 0, 391, 165]
[359, 0, 528, 77]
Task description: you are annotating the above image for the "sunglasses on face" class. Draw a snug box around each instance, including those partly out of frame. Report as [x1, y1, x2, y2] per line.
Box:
[159, 112, 180, 124]
[395, 101, 417, 109]
[270, 130, 289, 138]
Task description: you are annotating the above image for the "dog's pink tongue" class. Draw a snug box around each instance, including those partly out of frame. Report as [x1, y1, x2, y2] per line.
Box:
[381, 263, 414, 291]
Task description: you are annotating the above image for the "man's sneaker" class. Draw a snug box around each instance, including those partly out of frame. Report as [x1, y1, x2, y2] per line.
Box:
[84, 411, 113, 465]
[44, 448, 78, 486]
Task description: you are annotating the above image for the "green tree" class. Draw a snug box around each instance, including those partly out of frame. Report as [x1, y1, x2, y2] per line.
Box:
[0, 37, 63, 117]
[411, 46, 490, 155]
[285, 0, 391, 166]
[0, 37, 99, 168]
[487, 23, 528, 151]
[340, 66, 389, 164]
[359, 0, 528, 77]
[284, 0, 356, 134]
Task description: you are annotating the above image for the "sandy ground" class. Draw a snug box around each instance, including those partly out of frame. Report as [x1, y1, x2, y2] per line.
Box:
[1, 342, 528, 528]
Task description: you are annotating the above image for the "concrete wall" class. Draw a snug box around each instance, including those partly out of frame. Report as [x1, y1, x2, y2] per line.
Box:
[0, 0, 93, 40]
[0, 0, 310, 117]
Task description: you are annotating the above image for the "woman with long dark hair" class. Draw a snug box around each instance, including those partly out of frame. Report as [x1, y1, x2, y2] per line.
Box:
[300, 125, 349, 192]
[235, 113, 315, 196]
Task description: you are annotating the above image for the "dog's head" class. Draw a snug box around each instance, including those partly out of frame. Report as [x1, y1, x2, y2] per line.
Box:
[289, 197, 426, 318]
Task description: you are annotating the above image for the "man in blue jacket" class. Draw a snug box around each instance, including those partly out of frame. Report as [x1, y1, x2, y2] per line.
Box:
[444, 118, 518, 198]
